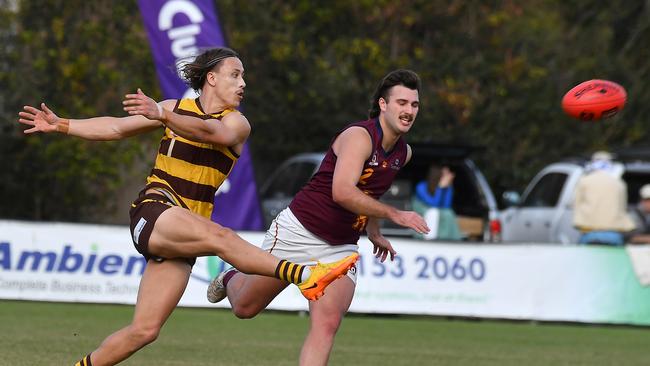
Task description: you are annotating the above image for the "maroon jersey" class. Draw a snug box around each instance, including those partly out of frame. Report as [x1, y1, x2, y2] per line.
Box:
[289, 118, 408, 245]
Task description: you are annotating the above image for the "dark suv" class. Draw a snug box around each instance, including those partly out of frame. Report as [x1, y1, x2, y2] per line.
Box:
[258, 143, 501, 242]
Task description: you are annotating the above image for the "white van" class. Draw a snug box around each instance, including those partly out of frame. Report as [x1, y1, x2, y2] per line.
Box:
[500, 158, 650, 244]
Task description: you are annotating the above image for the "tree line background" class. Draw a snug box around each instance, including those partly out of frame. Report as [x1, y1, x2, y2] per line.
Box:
[1, 0, 649, 224]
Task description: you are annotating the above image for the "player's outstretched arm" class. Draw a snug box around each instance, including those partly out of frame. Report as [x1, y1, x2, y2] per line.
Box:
[331, 128, 429, 235]
[123, 88, 250, 147]
[18, 102, 162, 141]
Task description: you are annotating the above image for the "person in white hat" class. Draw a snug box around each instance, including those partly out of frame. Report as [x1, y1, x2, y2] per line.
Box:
[629, 184, 650, 244]
[573, 151, 635, 245]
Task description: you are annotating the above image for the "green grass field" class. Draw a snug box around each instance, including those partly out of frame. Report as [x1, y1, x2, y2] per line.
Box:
[1, 300, 648, 366]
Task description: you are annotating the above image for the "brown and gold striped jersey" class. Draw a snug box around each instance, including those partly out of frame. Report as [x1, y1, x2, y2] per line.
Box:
[144, 98, 240, 218]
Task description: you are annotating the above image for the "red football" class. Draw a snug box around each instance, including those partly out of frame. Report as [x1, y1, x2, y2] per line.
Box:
[561, 79, 627, 121]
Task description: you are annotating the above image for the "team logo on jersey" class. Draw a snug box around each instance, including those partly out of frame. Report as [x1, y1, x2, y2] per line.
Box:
[391, 158, 401, 170]
[368, 152, 379, 166]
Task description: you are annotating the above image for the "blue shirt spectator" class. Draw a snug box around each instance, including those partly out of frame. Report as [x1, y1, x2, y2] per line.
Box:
[412, 164, 462, 240]
[415, 181, 454, 208]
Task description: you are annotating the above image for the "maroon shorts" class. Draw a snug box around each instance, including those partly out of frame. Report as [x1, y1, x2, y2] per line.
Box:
[129, 192, 196, 266]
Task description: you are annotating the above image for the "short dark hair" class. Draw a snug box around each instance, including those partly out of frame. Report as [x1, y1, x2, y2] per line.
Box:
[368, 69, 421, 119]
[180, 47, 240, 92]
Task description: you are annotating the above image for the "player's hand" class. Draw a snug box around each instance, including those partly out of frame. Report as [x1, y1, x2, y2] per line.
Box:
[368, 233, 396, 262]
[389, 210, 430, 235]
[123, 88, 164, 120]
[18, 103, 63, 134]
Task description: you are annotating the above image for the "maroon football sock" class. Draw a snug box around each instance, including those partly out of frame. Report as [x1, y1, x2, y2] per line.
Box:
[222, 269, 238, 287]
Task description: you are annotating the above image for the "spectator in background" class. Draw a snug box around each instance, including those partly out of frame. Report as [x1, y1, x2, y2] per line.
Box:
[573, 151, 635, 246]
[629, 184, 650, 244]
[412, 164, 463, 240]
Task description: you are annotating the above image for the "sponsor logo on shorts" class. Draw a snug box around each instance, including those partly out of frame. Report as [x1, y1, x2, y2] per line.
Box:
[133, 217, 147, 245]
[347, 264, 358, 283]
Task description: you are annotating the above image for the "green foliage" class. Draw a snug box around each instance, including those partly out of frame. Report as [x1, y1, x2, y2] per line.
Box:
[217, 0, 650, 195]
[0, 0, 158, 221]
[2, 0, 650, 220]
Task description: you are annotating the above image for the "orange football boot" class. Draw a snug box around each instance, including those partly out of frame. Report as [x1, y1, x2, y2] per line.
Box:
[298, 253, 359, 301]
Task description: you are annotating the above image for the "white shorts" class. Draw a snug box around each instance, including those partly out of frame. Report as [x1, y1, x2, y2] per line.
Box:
[262, 208, 358, 283]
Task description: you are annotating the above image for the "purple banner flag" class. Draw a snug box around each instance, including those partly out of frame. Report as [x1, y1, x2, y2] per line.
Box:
[138, 0, 263, 230]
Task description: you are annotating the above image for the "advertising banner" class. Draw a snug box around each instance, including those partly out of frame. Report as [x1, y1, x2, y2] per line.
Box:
[2, 220, 650, 326]
[137, 0, 263, 230]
